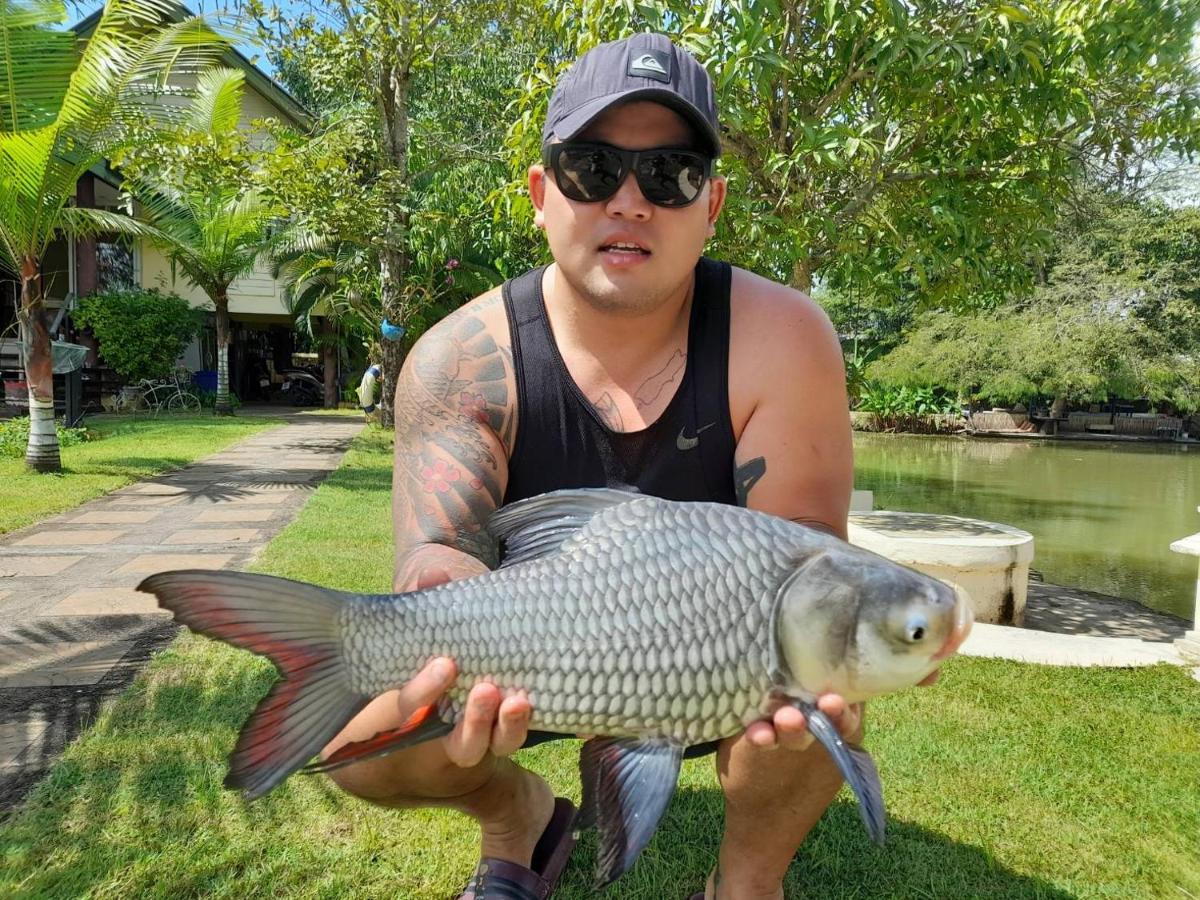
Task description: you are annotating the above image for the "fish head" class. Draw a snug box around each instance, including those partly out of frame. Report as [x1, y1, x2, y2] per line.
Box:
[775, 545, 973, 703]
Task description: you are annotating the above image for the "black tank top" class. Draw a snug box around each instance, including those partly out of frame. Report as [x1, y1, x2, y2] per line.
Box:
[502, 256, 737, 506]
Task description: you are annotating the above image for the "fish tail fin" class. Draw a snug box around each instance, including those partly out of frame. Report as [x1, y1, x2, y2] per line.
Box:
[138, 569, 370, 800]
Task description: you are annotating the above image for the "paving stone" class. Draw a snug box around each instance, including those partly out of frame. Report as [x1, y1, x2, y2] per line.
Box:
[129, 484, 190, 496]
[0, 591, 9, 602]
[15, 530, 127, 547]
[0, 556, 83, 577]
[215, 492, 295, 506]
[105, 495, 184, 507]
[115, 553, 234, 574]
[0, 641, 136, 687]
[70, 510, 159, 525]
[0, 721, 49, 767]
[193, 509, 277, 523]
[163, 529, 261, 545]
[46, 588, 168, 617]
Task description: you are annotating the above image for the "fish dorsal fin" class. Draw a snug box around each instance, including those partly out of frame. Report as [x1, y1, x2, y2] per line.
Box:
[486, 487, 642, 568]
[577, 736, 684, 888]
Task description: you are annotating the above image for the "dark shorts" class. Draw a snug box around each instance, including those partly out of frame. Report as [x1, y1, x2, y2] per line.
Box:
[521, 730, 720, 759]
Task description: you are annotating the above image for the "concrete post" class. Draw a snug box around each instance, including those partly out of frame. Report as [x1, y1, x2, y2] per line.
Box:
[1171, 507, 1200, 663]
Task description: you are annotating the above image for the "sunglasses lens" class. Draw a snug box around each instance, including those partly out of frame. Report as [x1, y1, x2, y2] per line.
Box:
[635, 151, 708, 207]
[554, 146, 625, 202]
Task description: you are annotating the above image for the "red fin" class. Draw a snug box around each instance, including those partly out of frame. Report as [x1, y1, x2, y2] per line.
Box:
[138, 569, 368, 799]
[302, 702, 454, 774]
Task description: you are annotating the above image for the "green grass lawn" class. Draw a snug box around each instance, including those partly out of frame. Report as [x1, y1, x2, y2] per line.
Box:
[1, 428, 1198, 899]
[0, 414, 283, 534]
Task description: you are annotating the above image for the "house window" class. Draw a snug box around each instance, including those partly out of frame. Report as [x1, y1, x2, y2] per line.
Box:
[97, 240, 135, 290]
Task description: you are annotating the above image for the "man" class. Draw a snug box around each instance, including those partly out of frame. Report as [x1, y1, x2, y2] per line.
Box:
[324, 33, 921, 900]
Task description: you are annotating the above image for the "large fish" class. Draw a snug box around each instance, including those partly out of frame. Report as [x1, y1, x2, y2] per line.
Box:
[139, 488, 972, 887]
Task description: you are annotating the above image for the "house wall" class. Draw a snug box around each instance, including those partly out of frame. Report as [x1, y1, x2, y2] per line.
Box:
[134, 77, 295, 318]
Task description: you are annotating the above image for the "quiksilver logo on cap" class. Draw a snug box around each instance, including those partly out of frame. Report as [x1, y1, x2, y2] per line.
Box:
[629, 51, 671, 83]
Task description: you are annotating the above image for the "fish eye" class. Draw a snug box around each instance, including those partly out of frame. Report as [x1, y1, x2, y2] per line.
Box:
[904, 617, 928, 643]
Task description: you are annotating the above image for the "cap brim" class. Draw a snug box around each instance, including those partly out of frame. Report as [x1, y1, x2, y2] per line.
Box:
[548, 88, 721, 157]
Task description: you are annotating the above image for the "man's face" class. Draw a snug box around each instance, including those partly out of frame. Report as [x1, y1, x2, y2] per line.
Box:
[530, 100, 727, 316]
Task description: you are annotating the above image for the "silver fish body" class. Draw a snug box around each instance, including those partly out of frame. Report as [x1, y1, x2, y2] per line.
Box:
[345, 497, 810, 745]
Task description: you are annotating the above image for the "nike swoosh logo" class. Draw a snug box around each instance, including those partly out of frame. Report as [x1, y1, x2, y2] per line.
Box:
[677, 422, 716, 450]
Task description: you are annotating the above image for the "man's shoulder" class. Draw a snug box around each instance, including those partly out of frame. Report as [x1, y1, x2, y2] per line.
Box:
[408, 286, 511, 368]
[727, 265, 837, 350]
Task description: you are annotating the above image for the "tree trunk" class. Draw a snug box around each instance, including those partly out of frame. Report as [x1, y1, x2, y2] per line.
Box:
[377, 65, 411, 430]
[322, 316, 338, 409]
[214, 292, 233, 416]
[791, 257, 813, 293]
[17, 255, 60, 472]
[1050, 395, 1067, 419]
[17, 256, 61, 472]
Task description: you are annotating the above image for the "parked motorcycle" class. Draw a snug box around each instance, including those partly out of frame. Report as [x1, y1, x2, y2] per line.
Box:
[279, 369, 323, 406]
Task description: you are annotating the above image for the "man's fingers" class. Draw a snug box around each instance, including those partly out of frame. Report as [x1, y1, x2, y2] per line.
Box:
[444, 683, 500, 767]
[490, 693, 532, 757]
[398, 656, 457, 711]
[772, 704, 814, 752]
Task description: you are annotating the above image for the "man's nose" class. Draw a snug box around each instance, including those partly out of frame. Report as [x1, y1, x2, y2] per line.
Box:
[603, 170, 653, 220]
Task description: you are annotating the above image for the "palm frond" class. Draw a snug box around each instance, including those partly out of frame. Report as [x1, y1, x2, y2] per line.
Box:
[187, 68, 244, 135]
[59, 205, 165, 241]
[0, 0, 76, 133]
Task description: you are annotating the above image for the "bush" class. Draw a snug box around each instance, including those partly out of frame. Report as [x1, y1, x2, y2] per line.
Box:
[0, 417, 94, 458]
[74, 289, 202, 383]
[854, 383, 962, 434]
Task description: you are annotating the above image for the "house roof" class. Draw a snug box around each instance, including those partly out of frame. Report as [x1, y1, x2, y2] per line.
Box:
[71, 2, 313, 129]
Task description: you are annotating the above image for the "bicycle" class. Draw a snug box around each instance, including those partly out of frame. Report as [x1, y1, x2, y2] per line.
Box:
[114, 371, 201, 415]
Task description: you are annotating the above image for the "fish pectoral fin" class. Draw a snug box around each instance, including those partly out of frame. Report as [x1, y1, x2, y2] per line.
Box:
[797, 702, 886, 845]
[300, 701, 454, 775]
[578, 736, 684, 889]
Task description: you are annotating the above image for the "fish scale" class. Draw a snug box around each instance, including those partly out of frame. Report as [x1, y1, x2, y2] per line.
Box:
[341, 498, 804, 744]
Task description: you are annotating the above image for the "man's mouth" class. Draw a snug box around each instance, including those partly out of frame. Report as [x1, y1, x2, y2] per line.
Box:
[598, 241, 650, 256]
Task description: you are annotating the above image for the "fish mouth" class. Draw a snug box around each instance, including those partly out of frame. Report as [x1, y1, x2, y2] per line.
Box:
[931, 592, 974, 662]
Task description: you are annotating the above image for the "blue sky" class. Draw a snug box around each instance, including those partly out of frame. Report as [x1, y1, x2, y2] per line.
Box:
[68, 0, 332, 76]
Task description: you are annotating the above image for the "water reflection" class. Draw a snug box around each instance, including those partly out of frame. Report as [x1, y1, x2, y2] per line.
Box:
[853, 433, 1199, 620]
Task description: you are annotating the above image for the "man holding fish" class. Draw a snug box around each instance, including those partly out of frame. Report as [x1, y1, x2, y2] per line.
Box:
[324, 33, 942, 900]
[144, 32, 969, 900]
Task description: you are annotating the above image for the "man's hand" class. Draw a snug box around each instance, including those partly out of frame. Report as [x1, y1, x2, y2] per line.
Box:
[742, 667, 940, 751]
[405, 561, 534, 768]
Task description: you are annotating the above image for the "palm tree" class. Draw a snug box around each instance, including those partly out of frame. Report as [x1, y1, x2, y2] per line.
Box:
[127, 69, 285, 415]
[0, 0, 229, 471]
[273, 235, 380, 408]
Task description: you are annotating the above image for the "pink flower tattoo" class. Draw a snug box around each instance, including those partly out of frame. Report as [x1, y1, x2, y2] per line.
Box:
[459, 391, 488, 423]
[420, 459, 461, 493]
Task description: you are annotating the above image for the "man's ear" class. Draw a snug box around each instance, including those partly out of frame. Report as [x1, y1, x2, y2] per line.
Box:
[529, 164, 547, 230]
[706, 174, 727, 237]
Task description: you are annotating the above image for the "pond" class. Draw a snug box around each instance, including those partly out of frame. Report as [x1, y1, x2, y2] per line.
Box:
[853, 433, 1200, 621]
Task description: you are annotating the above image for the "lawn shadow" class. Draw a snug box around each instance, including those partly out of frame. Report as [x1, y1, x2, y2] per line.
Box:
[552, 786, 1078, 899]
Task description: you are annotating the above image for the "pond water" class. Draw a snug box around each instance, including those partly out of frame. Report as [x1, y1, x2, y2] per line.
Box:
[852, 433, 1200, 621]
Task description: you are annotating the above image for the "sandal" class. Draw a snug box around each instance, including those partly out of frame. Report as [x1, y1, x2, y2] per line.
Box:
[458, 797, 578, 900]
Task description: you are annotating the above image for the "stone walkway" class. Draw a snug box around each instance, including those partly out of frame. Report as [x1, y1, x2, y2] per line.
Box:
[0, 412, 363, 808]
[961, 581, 1195, 671]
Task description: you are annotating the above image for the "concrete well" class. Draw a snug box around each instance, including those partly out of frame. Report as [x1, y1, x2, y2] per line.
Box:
[848, 511, 1035, 625]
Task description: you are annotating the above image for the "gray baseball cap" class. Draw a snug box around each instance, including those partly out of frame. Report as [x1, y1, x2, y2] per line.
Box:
[542, 33, 721, 158]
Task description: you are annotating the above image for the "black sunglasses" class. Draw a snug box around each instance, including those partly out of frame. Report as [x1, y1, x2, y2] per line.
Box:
[543, 142, 713, 208]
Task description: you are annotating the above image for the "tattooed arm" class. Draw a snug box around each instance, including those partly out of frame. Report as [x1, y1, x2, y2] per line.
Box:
[392, 291, 517, 592]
